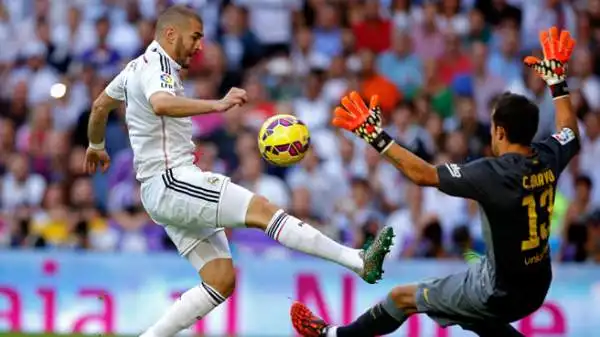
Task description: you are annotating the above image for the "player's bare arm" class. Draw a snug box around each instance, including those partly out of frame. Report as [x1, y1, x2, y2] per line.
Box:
[84, 91, 121, 174]
[332, 92, 439, 187]
[525, 27, 578, 138]
[149, 87, 248, 117]
[88, 91, 120, 145]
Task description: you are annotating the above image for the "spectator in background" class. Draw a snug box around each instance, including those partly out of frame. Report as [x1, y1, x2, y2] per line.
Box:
[293, 71, 330, 131]
[321, 56, 349, 105]
[237, 152, 290, 209]
[136, 19, 156, 56]
[411, 1, 445, 60]
[487, 25, 522, 83]
[0, 3, 18, 66]
[291, 27, 325, 77]
[1, 153, 46, 214]
[107, 0, 143, 59]
[521, 0, 576, 51]
[571, 48, 600, 110]
[580, 112, 600, 207]
[312, 3, 343, 60]
[437, 30, 472, 85]
[80, 16, 121, 79]
[358, 49, 401, 118]
[465, 8, 492, 45]
[564, 175, 595, 229]
[51, 6, 96, 58]
[217, 4, 262, 74]
[0, 81, 29, 128]
[287, 148, 347, 220]
[204, 107, 247, 174]
[36, 18, 71, 74]
[448, 95, 491, 158]
[352, 0, 392, 54]
[377, 29, 423, 100]
[475, 0, 522, 28]
[237, 0, 302, 57]
[390, 0, 423, 32]
[469, 42, 505, 124]
[103, 183, 165, 252]
[437, 0, 469, 36]
[420, 59, 454, 119]
[10, 41, 59, 106]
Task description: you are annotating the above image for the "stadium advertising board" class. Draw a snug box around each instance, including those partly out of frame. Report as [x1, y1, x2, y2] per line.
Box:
[0, 251, 599, 336]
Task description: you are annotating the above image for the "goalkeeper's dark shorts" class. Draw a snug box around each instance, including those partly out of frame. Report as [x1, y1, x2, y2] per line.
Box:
[414, 257, 546, 330]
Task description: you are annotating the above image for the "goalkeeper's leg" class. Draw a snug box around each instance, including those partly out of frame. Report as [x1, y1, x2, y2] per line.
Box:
[222, 181, 394, 284]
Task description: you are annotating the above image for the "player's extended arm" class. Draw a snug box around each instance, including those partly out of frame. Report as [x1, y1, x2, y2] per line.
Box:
[524, 27, 579, 139]
[149, 88, 247, 118]
[332, 92, 439, 187]
[88, 91, 121, 146]
[149, 92, 224, 118]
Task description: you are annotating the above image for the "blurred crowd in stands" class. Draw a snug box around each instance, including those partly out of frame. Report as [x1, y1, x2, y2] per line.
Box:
[0, 0, 599, 263]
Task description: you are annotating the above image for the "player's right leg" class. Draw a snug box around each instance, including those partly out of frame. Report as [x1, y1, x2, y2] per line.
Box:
[221, 177, 395, 284]
[140, 231, 235, 337]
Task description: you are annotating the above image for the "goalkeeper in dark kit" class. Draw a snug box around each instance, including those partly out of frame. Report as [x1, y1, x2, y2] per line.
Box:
[290, 26, 579, 337]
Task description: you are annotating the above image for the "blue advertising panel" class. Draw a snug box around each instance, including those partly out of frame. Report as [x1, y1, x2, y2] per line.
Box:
[0, 251, 599, 336]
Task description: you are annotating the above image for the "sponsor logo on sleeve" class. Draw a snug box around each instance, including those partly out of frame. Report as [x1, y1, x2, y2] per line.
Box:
[160, 73, 174, 89]
[551, 128, 575, 145]
[445, 163, 462, 178]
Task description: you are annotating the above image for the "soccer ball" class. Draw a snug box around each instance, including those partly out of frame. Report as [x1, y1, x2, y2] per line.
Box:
[258, 114, 311, 166]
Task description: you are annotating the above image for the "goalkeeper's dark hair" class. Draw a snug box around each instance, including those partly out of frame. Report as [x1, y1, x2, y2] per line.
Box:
[491, 92, 539, 146]
[156, 5, 203, 34]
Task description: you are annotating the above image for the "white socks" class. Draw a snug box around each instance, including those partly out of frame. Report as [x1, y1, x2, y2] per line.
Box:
[265, 210, 364, 273]
[326, 327, 338, 337]
[140, 282, 226, 337]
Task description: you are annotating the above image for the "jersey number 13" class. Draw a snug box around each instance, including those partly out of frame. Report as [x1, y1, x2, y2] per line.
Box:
[521, 186, 554, 251]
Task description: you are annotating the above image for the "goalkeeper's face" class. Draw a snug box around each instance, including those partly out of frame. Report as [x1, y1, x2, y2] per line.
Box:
[174, 18, 204, 68]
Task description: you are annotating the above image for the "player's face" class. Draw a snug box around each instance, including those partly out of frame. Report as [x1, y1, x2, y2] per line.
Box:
[175, 19, 204, 68]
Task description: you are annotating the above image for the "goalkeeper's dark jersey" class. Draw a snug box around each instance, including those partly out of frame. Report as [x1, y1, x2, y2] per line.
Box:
[435, 128, 580, 297]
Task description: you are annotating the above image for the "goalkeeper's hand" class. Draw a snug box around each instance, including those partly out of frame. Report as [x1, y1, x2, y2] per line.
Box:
[332, 91, 395, 154]
[524, 26, 575, 99]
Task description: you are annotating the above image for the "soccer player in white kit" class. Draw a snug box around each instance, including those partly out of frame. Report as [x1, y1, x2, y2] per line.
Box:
[83, 6, 394, 337]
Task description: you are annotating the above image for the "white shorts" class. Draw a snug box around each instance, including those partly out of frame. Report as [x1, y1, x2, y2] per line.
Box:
[140, 165, 254, 255]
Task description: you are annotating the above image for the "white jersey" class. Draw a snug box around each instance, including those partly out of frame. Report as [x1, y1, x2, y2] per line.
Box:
[105, 41, 195, 182]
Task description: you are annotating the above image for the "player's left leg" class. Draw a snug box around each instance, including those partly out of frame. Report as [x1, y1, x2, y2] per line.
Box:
[219, 175, 394, 284]
[141, 231, 234, 337]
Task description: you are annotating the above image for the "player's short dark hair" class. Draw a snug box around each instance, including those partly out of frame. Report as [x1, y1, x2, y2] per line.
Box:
[156, 5, 203, 32]
[491, 92, 539, 146]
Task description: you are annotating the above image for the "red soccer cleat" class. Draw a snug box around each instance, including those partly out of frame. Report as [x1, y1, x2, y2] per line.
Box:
[290, 302, 330, 337]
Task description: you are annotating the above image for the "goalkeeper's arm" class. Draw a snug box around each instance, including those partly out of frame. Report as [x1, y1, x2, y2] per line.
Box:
[380, 143, 440, 187]
[552, 87, 579, 140]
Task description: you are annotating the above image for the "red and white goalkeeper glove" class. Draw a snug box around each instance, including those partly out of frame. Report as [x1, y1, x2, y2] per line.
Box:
[524, 26, 576, 99]
[332, 91, 395, 154]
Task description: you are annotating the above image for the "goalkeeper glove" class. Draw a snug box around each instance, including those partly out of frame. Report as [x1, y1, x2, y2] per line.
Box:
[524, 26, 576, 99]
[332, 91, 395, 154]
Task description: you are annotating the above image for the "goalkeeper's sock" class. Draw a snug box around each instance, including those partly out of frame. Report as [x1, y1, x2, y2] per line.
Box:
[140, 282, 226, 337]
[334, 296, 407, 337]
[265, 210, 363, 273]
